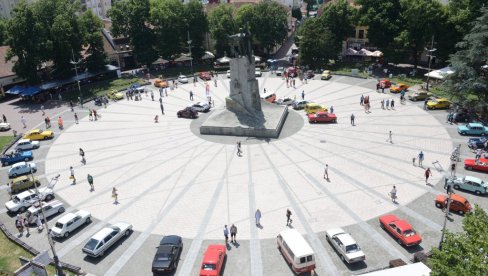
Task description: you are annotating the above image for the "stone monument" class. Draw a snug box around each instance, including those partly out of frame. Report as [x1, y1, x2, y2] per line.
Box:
[200, 28, 288, 138]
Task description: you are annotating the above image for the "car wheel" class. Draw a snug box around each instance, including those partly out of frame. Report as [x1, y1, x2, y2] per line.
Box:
[458, 210, 465, 216]
[466, 166, 473, 171]
[475, 190, 481, 195]
[99, 251, 104, 257]
[177, 113, 181, 118]
[454, 185, 460, 190]
[19, 206, 26, 213]
[43, 136, 49, 140]
[125, 229, 131, 236]
[58, 207, 65, 213]
[24, 157, 29, 161]
[64, 231, 70, 238]
[326, 235, 330, 241]
[86, 217, 91, 224]
[340, 255, 346, 262]
[461, 132, 467, 135]
[333, 119, 337, 123]
[435, 202, 442, 208]
[397, 238, 403, 245]
[3, 161, 9, 166]
[45, 194, 54, 201]
[380, 223, 385, 229]
[11, 173, 17, 178]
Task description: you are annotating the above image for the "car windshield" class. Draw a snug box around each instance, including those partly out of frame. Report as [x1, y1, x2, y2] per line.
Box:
[12, 196, 20, 203]
[403, 229, 416, 237]
[202, 263, 216, 270]
[84, 239, 99, 250]
[345, 244, 361, 253]
[156, 253, 173, 261]
[55, 222, 64, 229]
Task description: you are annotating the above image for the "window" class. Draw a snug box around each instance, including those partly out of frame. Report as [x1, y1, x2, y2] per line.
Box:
[300, 257, 306, 263]
[307, 255, 313, 262]
[358, 30, 365, 39]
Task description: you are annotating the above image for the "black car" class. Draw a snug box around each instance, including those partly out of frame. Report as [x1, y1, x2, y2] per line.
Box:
[177, 107, 198, 119]
[453, 112, 479, 123]
[152, 235, 183, 273]
[305, 70, 315, 79]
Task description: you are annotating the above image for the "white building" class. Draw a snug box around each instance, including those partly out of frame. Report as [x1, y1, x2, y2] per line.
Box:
[0, 0, 34, 19]
[0, 0, 111, 19]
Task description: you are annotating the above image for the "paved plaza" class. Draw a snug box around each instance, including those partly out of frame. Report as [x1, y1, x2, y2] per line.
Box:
[1, 73, 487, 275]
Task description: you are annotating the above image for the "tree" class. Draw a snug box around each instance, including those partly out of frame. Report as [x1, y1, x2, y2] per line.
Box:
[444, 7, 488, 105]
[80, 10, 107, 72]
[109, 0, 157, 66]
[209, 4, 237, 57]
[297, 18, 338, 69]
[184, 0, 208, 60]
[318, 0, 355, 47]
[429, 205, 488, 275]
[150, 0, 186, 59]
[0, 19, 7, 45]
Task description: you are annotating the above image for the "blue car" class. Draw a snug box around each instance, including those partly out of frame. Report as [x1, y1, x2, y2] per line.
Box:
[468, 135, 488, 149]
[457, 123, 488, 136]
[1, 151, 33, 166]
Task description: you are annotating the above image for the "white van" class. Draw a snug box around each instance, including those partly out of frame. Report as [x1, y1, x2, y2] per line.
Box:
[277, 229, 316, 274]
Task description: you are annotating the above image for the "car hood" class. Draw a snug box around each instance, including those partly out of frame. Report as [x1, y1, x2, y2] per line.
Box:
[345, 250, 365, 260]
[5, 200, 19, 210]
[41, 131, 53, 136]
[51, 226, 63, 235]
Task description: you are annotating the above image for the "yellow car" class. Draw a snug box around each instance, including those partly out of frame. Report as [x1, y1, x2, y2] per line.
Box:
[154, 78, 169, 88]
[389, 83, 410, 93]
[321, 70, 332, 80]
[427, 98, 451, 110]
[107, 90, 124, 100]
[23, 129, 54, 140]
[304, 103, 328, 114]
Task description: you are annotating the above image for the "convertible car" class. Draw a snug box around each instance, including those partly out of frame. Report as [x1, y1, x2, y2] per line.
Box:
[1, 151, 33, 166]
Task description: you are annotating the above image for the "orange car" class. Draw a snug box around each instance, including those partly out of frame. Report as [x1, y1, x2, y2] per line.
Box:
[390, 83, 409, 93]
[199, 244, 226, 276]
[435, 194, 471, 215]
[154, 78, 169, 88]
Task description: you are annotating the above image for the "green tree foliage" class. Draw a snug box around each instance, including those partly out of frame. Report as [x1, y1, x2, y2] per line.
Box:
[184, 0, 208, 59]
[444, 7, 488, 104]
[208, 4, 237, 57]
[80, 10, 107, 72]
[318, 0, 355, 46]
[150, 0, 186, 59]
[0, 19, 7, 45]
[429, 205, 488, 275]
[109, 0, 157, 66]
[297, 18, 338, 69]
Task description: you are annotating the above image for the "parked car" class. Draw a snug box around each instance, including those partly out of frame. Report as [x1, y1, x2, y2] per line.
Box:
[23, 129, 54, 141]
[177, 107, 198, 119]
[378, 79, 392, 88]
[178, 75, 188, 83]
[5, 187, 54, 213]
[154, 79, 169, 88]
[255, 68, 262, 77]
[10, 174, 40, 194]
[321, 70, 332, 80]
[452, 112, 480, 123]
[446, 175, 487, 195]
[435, 194, 471, 215]
[464, 158, 488, 172]
[458, 123, 488, 136]
[199, 72, 212, 80]
[275, 97, 294, 106]
[152, 235, 183, 273]
[308, 112, 337, 123]
[51, 210, 92, 238]
[276, 67, 284, 76]
[379, 214, 422, 246]
[107, 90, 124, 100]
[82, 222, 133, 257]
[8, 162, 37, 178]
[426, 98, 451, 109]
[292, 100, 310, 110]
[325, 228, 365, 263]
[468, 135, 488, 149]
[305, 70, 315, 79]
[15, 139, 40, 151]
[226, 70, 231, 78]
[408, 92, 432, 101]
[0, 122, 11, 131]
[26, 200, 65, 224]
[190, 102, 210, 113]
[304, 103, 328, 114]
[199, 244, 226, 276]
[390, 83, 409, 93]
[1, 151, 33, 166]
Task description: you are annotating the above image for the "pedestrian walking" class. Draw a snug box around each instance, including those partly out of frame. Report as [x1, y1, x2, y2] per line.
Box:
[236, 141, 242, 157]
[58, 93, 62, 101]
[45, 116, 51, 128]
[323, 164, 329, 180]
[301, 90, 305, 100]
[360, 95, 364, 106]
[286, 209, 293, 226]
[160, 103, 165, 115]
[23, 217, 30, 236]
[2, 114, 6, 123]
[87, 174, 94, 191]
[35, 215, 43, 232]
[475, 148, 483, 163]
[381, 99, 384, 109]
[189, 91, 194, 101]
[386, 131, 393, 143]
[154, 115, 159, 123]
[74, 113, 79, 124]
[214, 78, 217, 87]
[418, 151, 424, 167]
[93, 110, 97, 121]
[6, 182, 12, 200]
[159, 88, 163, 97]
[165, 89, 168, 97]
[350, 113, 355, 126]
[112, 187, 118, 204]
[88, 110, 93, 121]
[425, 168, 432, 184]
[293, 78, 296, 88]
[412, 157, 416, 166]
[150, 91, 154, 101]
[69, 166, 76, 184]
[21, 116, 26, 128]
[41, 105, 45, 116]
[390, 186, 398, 203]
[255, 209, 261, 226]
[391, 99, 395, 109]
[450, 163, 456, 177]
[230, 224, 237, 243]
[424, 99, 428, 110]
[330, 106, 334, 114]
[385, 99, 390, 109]
[15, 217, 24, 237]
[57, 116, 63, 130]
[69, 100, 74, 111]
[223, 225, 229, 244]
[159, 97, 162, 105]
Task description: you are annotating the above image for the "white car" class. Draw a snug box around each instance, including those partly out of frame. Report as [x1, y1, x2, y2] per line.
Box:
[51, 210, 92, 238]
[15, 139, 40, 151]
[255, 68, 262, 77]
[276, 67, 284, 76]
[26, 200, 65, 224]
[82, 222, 133, 257]
[178, 75, 188, 83]
[0, 122, 11, 131]
[292, 100, 309, 110]
[8, 161, 37, 178]
[276, 97, 294, 106]
[5, 187, 54, 213]
[326, 228, 365, 263]
[189, 102, 210, 113]
[226, 70, 231, 78]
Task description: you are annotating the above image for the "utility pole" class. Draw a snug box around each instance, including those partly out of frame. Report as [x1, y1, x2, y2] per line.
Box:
[425, 36, 437, 91]
[187, 30, 193, 78]
[438, 180, 453, 251]
[70, 49, 83, 107]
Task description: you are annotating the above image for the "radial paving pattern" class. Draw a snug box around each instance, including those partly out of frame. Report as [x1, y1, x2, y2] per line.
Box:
[44, 75, 453, 242]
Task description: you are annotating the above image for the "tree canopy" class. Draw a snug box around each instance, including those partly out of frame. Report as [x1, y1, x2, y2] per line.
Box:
[297, 18, 338, 69]
[208, 4, 237, 57]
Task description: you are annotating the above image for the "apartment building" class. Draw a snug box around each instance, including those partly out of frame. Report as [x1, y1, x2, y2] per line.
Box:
[0, 0, 111, 19]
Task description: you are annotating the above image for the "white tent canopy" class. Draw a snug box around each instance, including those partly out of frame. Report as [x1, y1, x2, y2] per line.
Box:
[202, 51, 215, 59]
[424, 66, 455, 80]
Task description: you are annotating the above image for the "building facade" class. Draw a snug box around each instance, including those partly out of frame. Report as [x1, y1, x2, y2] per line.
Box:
[0, 0, 111, 19]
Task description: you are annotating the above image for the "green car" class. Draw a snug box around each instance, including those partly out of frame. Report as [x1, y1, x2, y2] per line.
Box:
[446, 176, 488, 195]
[11, 175, 41, 194]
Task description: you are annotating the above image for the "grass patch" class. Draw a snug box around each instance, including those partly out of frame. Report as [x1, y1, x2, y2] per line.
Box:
[328, 62, 370, 78]
[63, 76, 145, 102]
[0, 136, 15, 152]
[389, 75, 424, 86]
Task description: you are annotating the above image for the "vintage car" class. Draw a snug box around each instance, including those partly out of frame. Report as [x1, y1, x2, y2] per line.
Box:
[107, 90, 124, 100]
[468, 135, 488, 149]
[458, 123, 488, 136]
[177, 107, 198, 119]
[0, 122, 11, 131]
[154, 78, 169, 88]
[325, 228, 365, 263]
[178, 75, 189, 83]
[1, 151, 33, 166]
[464, 158, 488, 173]
[51, 210, 92, 238]
[292, 100, 310, 110]
[26, 200, 65, 224]
[276, 97, 294, 106]
[23, 129, 54, 140]
[426, 98, 451, 109]
[152, 235, 183, 273]
[198, 72, 212, 80]
[304, 103, 328, 115]
[379, 214, 422, 247]
[15, 139, 40, 151]
[199, 244, 226, 276]
[435, 194, 471, 215]
[276, 67, 285, 76]
[408, 91, 432, 101]
[390, 83, 409, 93]
[5, 187, 54, 213]
[446, 175, 487, 195]
[9, 174, 40, 194]
[321, 70, 332, 80]
[190, 102, 211, 113]
[378, 79, 392, 88]
[304, 70, 315, 79]
[8, 162, 37, 178]
[82, 222, 132, 257]
[308, 112, 337, 123]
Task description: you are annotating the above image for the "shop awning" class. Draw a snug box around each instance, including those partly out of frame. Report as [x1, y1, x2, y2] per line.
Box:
[424, 67, 455, 80]
[19, 86, 42, 97]
[6, 85, 24, 95]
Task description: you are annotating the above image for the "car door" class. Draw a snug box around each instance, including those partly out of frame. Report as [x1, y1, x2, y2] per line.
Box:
[331, 236, 342, 254]
[66, 219, 75, 232]
[43, 205, 54, 217]
[388, 223, 398, 238]
[71, 216, 81, 230]
[464, 181, 474, 192]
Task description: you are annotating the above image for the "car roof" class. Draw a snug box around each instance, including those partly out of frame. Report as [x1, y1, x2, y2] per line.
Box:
[393, 220, 412, 230]
[336, 233, 356, 246]
[465, 176, 482, 183]
[203, 244, 226, 263]
[92, 227, 117, 240]
[468, 123, 484, 127]
[160, 235, 181, 246]
[28, 200, 62, 212]
[18, 139, 31, 143]
[279, 229, 314, 257]
[57, 212, 77, 224]
[11, 162, 27, 168]
[28, 129, 41, 133]
[450, 194, 468, 203]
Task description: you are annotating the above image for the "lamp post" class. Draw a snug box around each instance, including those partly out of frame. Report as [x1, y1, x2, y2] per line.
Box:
[187, 30, 193, 77]
[70, 49, 83, 107]
[438, 180, 453, 251]
[424, 36, 437, 91]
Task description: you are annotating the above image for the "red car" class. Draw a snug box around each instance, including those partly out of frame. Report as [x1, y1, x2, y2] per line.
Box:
[308, 112, 337, 123]
[199, 244, 226, 276]
[377, 79, 392, 89]
[464, 158, 488, 172]
[199, 72, 212, 80]
[379, 214, 422, 247]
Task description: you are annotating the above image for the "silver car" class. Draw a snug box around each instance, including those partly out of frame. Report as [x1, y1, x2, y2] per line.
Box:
[82, 222, 132, 257]
[15, 139, 40, 151]
[326, 228, 365, 263]
[8, 161, 37, 178]
[178, 75, 188, 83]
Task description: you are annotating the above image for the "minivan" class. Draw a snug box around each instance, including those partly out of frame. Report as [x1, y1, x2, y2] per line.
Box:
[277, 229, 316, 274]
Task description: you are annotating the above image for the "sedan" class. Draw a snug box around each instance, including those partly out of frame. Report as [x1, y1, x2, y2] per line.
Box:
[82, 222, 132, 257]
[23, 129, 54, 140]
[458, 123, 488, 136]
[0, 122, 11, 131]
[292, 100, 309, 110]
[446, 175, 487, 195]
[154, 79, 169, 88]
[408, 92, 431, 101]
[8, 161, 37, 178]
[1, 151, 33, 166]
[178, 75, 188, 83]
[200, 244, 226, 276]
[15, 139, 40, 151]
[199, 72, 211, 80]
[426, 98, 451, 109]
[379, 214, 422, 246]
[51, 210, 92, 238]
[308, 112, 337, 124]
[464, 158, 488, 173]
[435, 194, 471, 215]
[325, 228, 365, 263]
[390, 83, 409, 93]
[190, 102, 210, 113]
[107, 90, 124, 100]
[275, 97, 294, 106]
[152, 235, 183, 273]
[177, 107, 198, 119]
[276, 67, 284, 76]
[305, 70, 315, 79]
[468, 136, 487, 149]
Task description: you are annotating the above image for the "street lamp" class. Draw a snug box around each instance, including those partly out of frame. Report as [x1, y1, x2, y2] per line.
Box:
[424, 36, 437, 91]
[70, 49, 83, 107]
[187, 30, 193, 77]
[438, 179, 453, 251]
